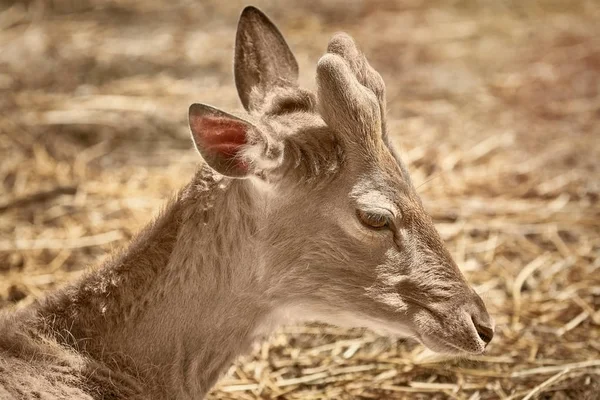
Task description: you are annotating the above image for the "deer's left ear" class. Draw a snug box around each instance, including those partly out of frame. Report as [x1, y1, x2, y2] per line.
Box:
[189, 103, 282, 178]
[235, 6, 298, 111]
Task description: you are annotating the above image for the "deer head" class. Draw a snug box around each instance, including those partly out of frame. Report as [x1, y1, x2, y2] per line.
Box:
[188, 6, 494, 354]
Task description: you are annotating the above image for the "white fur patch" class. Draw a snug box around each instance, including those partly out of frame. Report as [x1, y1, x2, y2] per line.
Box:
[254, 303, 413, 340]
[240, 143, 284, 171]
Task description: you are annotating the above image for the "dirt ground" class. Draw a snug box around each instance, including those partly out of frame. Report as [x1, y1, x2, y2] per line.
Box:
[1, 0, 599, 398]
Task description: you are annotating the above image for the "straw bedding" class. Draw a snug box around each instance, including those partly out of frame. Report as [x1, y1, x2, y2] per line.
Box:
[0, 1, 598, 398]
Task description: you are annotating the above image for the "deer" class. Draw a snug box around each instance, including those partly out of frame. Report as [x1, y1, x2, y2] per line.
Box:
[0, 6, 495, 399]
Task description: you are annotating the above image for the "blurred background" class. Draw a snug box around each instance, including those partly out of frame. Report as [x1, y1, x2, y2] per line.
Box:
[1, 0, 599, 398]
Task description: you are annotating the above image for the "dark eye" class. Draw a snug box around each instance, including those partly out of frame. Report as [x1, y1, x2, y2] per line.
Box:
[357, 210, 390, 230]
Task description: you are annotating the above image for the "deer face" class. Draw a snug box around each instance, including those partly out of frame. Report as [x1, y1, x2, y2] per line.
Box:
[188, 7, 494, 354]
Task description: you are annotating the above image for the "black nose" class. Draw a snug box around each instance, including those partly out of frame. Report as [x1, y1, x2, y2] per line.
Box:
[473, 320, 494, 345]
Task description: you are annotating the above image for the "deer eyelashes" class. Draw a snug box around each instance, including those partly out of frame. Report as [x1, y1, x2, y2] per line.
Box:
[356, 209, 391, 230]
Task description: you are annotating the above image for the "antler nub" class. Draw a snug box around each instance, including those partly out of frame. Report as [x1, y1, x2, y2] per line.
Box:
[316, 33, 387, 141]
[317, 53, 380, 136]
[327, 33, 386, 107]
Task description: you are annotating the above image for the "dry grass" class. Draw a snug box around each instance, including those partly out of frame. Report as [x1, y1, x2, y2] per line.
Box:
[1, 0, 599, 398]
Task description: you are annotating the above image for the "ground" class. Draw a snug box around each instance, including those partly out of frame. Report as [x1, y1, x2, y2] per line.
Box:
[0, 0, 599, 399]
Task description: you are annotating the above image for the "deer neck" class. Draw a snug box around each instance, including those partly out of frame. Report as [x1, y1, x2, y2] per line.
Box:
[33, 166, 274, 398]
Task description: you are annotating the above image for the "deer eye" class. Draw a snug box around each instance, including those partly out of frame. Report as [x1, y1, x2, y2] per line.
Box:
[357, 210, 390, 230]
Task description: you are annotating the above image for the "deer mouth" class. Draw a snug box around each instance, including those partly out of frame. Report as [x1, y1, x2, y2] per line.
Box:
[418, 332, 485, 355]
[412, 310, 490, 355]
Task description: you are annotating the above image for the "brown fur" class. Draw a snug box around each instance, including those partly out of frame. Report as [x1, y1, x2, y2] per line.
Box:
[0, 6, 493, 399]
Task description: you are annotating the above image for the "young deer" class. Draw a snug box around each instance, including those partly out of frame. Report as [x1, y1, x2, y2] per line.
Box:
[0, 6, 494, 399]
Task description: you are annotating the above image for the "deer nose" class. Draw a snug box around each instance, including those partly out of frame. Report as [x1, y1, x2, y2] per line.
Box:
[473, 318, 494, 345]
[467, 290, 495, 346]
[470, 308, 495, 345]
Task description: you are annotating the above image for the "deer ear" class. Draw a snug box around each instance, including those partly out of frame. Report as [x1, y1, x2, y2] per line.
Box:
[234, 6, 299, 111]
[189, 104, 258, 178]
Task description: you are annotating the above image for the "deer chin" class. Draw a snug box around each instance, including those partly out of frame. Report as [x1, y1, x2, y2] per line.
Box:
[418, 333, 481, 355]
[260, 303, 488, 356]
[412, 309, 488, 355]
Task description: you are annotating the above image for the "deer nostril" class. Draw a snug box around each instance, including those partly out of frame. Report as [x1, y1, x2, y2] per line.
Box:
[474, 322, 494, 345]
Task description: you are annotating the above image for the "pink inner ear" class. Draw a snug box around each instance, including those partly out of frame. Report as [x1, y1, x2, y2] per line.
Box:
[191, 116, 249, 171]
